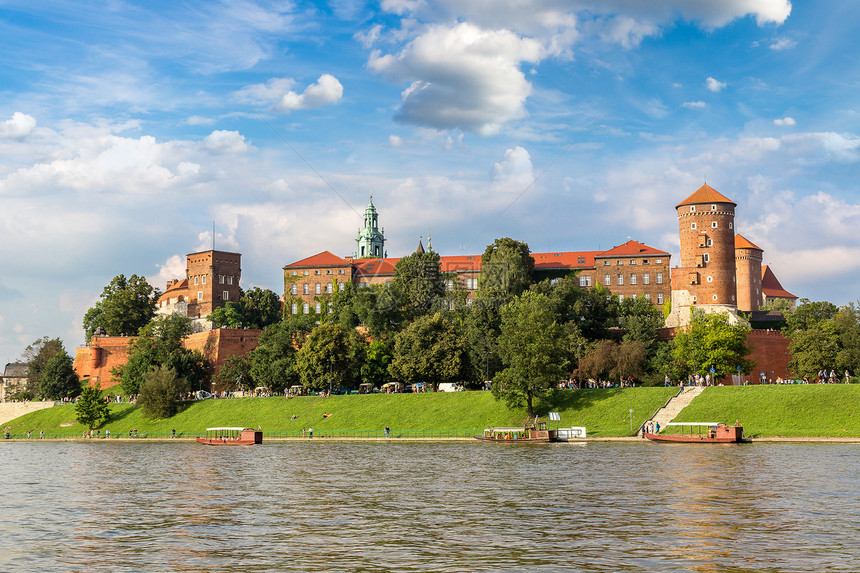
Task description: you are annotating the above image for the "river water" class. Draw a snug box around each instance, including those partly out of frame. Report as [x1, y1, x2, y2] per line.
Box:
[0, 441, 857, 572]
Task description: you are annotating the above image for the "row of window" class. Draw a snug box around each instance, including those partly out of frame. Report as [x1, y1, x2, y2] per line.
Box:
[617, 293, 664, 304]
[603, 272, 663, 286]
[689, 204, 721, 212]
[195, 290, 231, 302]
[290, 269, 348, 277]
[602, 258, 663, 266]
[191, 275, 236, 286]
[291, 302, 330, 315]
[290, 282, 347, 296]
[690, 222, 733, 230]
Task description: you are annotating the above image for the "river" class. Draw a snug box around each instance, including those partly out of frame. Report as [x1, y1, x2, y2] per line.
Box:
[0, 441, 857, 572]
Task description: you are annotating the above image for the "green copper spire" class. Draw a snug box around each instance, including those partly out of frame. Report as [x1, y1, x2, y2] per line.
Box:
[355, 194, 385, 259]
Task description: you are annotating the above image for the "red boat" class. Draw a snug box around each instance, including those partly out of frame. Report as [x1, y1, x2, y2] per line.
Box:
[196, 427, 263, 445]
[645, 422, 748, 443]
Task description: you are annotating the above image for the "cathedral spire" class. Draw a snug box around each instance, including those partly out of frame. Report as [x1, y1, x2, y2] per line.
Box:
[355, 194, 385, 259]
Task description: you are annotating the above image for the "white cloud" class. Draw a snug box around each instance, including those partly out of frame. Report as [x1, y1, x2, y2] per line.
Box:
[0, 112, 37, 139]
[683, 101, 707, 109]
[774, 117, 796, 126]
[706, 77, 726, 92]
[769, 37, 797, 51]
[389, 135, 404, 146]
[369, 22, 542, 135]
[202, 130, 249, 154]
[273, 74, 344, 113]
[235, 77, 297, 105]
[491, 146, 534, 190]
[149, 255, 187, 290]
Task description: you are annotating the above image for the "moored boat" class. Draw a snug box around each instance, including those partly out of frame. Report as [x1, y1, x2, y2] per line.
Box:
[474, 422, 558, 443]
[196, 427, 263, 445]
[644, 422, 748, 443]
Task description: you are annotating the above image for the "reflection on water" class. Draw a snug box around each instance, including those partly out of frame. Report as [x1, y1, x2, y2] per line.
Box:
[0, 442, 857, 572]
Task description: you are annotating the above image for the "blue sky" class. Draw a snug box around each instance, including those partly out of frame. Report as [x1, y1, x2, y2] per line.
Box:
[2, 0, 859, 363]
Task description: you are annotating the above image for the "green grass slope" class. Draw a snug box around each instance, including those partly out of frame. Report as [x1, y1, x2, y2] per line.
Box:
[673, 385, 860, 437]
[3, 387, 677, 438]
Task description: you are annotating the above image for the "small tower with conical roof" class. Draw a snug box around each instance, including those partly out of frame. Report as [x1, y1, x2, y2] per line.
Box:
[735, 234, 763, 312]
[355, 195, 385, 259]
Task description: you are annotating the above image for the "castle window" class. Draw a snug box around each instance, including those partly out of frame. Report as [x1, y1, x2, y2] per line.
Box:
[219, 275, 225, 284]
[630, 273, 637, 285]
[303, 270, 309, 276]
[328, 302, 333, 314]
[656, 272, 663, 284]
[657, 293, 663, 304]
[656, 259, 662, 264]
[223, 291, 229, 300]
[315, 270, 321, 275]
[604, 260, 610, 266]
[194, 276, 198, 285]
[643, 273, 650, 285]
[691, 223, 697, 230]
[729, 222, 733, 229]
[303, 284, 309, 295]
[618, 294, 624, 303]
[690, 206, 696, 212]
[227, 276, 233, 285]
[707, 276, 713, 283]
[327, 269, 332, 275]
[712, 221, 718, 228]
[466, 278, 478, 290]
[711, 204, 717, 210]
[642, 259, 648, 264]
[291, 303, 298, 315]
[315, 283, 321, 295]
[629, 259, 636, 265]
[327, 283, 333, 294]
[303, 303, 309, 314]
[291, 284, 297, 295]
[446, 280, 454, 292]
[703, 253, 710, 262]
[713, 295, 718, 301]
[292, 271, 298, 276]
[707, 238, 713, 246]
[617, 274, 623, 286]
[202, 275, 206, 284]
[579, 275, 591, 287]
[339, 283, 345, 292]
[315, 302, 321, 314]
[197, 291, 203, 301]
[617, 260, 623, 265]
[339, 269, 345, 275]
[644, 293, 651, 300]
[692, 296, 697, 303]
[604, 274, 611, 286]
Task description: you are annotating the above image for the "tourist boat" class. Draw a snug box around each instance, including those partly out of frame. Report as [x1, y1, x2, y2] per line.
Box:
[196, 427, 263, 445]
[644, 422, 748, 443]
[474, 422, 558, 443]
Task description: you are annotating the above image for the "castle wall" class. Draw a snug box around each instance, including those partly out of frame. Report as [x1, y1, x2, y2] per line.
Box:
[73, 329, 260, 391]
[676, 201, 737, 307]
[736, 247, 763, 312]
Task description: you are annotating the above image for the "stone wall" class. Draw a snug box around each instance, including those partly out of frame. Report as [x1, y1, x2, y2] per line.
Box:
[0, 401, 54, 426]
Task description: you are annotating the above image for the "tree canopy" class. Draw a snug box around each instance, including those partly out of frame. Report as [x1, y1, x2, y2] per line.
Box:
[296, 322, 353, 391]
[493, 291, 568, 417]
[392, 249, 448, 317]
[39, 348, 81, 400]
[388, 312, 470, 391]
[137, 365, 189, 419]
[20, 336, 64, 399]
[75, 386, 110, 429]
[209, 287, 282, 329]
[671, 310, 754, 379]
[83, 274, 159, 339]
[480, 237, 534, 302]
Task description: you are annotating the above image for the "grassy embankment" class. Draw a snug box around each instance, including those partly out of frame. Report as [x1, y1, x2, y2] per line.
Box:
[673, 385, 860, 438]
[3, 387, 677, 439]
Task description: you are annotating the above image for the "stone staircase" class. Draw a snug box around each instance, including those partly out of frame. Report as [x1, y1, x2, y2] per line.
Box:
[639, 386, 705, 436]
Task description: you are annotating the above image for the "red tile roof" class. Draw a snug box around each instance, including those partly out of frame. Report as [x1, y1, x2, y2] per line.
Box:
[352, 258, 399, 276]
[285, 251, 351, 268]
[595, 240, 669, 258]
[735, 234, 763, 251]
[676, 184, 736, 208]
[532, 251, 600, 270]
[761, 265, 797, 299]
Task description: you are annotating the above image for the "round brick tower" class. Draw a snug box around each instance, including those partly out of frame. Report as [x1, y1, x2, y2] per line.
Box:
[735, 234, 763, 312]
[675, 184, 737, 309]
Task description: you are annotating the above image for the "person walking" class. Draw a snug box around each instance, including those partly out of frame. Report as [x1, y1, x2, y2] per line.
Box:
[384, 425, 390, 438]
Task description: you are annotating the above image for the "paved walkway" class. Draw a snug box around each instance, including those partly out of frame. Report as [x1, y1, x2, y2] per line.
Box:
[638, 386, 705, 436]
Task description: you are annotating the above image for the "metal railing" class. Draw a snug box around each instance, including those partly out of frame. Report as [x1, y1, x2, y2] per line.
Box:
[4, 429, 481, 440]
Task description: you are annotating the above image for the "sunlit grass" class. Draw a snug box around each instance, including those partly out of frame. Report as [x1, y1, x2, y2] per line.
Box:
[3, 387, 678, 438]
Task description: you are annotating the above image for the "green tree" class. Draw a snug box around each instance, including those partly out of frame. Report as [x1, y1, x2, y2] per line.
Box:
[480, 237, 534, 302]
[618, 296, 664, 350]
[20, 337, 64, 399]
[248, 315, 315, 392]
[296, 323, 353, 392]
[672, 310, 754, 379]
[388, 312, 471, 391]
[208, 302, 245, 328]
[392, 250, 447, 317]
[113, 315, 208, 395]
[493, 291, 568, 417]
[834, 302, 860, 377]
[463, 298, 504, 385]
[83, 274, 159, 339]
[213, 354, 253, 391]
[785, 299, 838, 334]
[360, 338, 393, 388]
[137, 365, 189, 419]
[75, 386, 110, 430]
[788, 323, 839, 378]
[240, 287, 282, 328]
[39, 349, 81, 400]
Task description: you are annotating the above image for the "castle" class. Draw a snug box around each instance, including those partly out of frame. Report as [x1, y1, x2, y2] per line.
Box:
[73, 184, 797, 390]
[665, 184, 796, 328]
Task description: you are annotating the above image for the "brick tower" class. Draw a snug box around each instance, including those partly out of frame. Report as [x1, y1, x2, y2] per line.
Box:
[185, 250, 242, 318]
[735, 234, 763, 313]
[666, 184, 740, 327]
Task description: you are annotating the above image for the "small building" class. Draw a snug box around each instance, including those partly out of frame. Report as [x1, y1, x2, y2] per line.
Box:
[1, 363, 29, 402]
